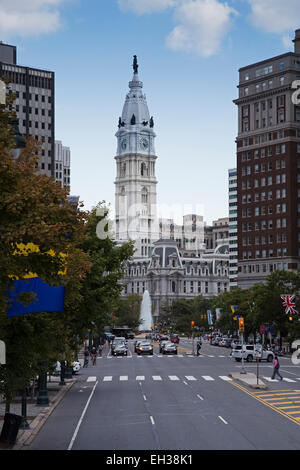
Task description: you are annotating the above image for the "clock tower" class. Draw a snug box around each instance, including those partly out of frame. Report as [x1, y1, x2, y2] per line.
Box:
[115, 56, 158, 257]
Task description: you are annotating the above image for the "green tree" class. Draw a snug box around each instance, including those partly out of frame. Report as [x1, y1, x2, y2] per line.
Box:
[113, 293, 142, 330]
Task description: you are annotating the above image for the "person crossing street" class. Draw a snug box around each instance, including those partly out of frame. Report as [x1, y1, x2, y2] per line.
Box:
[271, 355, 283, 380]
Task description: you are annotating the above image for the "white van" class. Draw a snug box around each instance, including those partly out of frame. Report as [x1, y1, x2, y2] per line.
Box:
[231, 344, 274, 362]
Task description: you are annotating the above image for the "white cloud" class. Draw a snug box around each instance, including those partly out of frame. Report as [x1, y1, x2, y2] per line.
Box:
[248, 0, 300, 35]
[0, 0, 67, 37]
[166, 0, 237, 57]
[117, 0, 177, 15]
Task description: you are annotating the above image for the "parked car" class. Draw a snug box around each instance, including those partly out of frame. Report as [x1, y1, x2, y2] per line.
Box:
[112, 343, 128, 356]
[136, 342, 153, 355]
[162, 341, 178, 355]
[105, 332, 115, 342]
[54, 360, 81, 375]
[170, 334, 180, 344]
[159, 340, 170, 353]
[231, 344, 274, 362]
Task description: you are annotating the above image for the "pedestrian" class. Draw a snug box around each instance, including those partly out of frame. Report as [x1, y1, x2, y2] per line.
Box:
[91, 346, 97, 365]
[196, 338, 202, 356]
[271, 356, 283, 380]
[83, 348, 89, 368]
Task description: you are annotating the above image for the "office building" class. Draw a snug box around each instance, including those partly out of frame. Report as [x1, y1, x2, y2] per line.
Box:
[234, 29, 300, 288]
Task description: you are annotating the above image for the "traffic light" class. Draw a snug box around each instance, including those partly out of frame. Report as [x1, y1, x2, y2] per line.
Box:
[288, 316, 293, 323]
[239, 317, 245, 332]
[191, 321, 195, 329]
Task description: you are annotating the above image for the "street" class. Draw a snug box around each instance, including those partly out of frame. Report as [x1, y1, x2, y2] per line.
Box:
[26, 340, 300, 450]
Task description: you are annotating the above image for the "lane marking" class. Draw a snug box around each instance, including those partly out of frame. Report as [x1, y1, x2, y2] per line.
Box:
[103, 376, 112, 382]
[202, 376, 214, 381]
[120, 376, 128, 381]
[185, 376, 197, 381]
[150, 416, 155, 425]
[87, 376, 97, 382]
[169, 375, 180, 381]
[68, 380, 98, 450]
[136, 376, 145, 381]
[219, 376, 233, 381]
[152, 376, 162, 381]
[230, 381, 300, 427]
[143, 394, 147, 401]
[197, 394, 204, 401]
[218, 416, 228, 425]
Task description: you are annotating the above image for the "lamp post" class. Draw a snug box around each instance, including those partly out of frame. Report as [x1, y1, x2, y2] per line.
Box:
[37, 361, 49, 406]
[20, 389, 30, 429]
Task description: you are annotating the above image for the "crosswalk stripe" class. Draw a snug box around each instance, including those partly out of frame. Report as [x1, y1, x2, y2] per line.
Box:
[219, 376, 232, 381]
[169, 376, 180, 381]
[263, 377, 279, 382]
[120, 376, 128, 381]
[152, 376, 162, 381]
[103, 376, 112, 381]
[136, 376, 145, 381]
[202, 376, 214, 381]
[87, 376, 97, 382]
[185, 376, 197, 381]
[283, 378, 297, 383]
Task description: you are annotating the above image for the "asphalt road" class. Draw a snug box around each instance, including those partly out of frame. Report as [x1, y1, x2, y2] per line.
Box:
[26, 340, 300, 450]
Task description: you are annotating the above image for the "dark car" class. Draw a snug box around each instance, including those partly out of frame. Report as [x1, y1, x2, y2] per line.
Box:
[170, 334, 180, 344]
[162, 341, 178, 355]
[112, 343, 128, 356]
[134, 339, 147, 352]
[136, 342, 153, 355]
[159, 340, 169, 353]
[159, 334, 169, 341]
[125, 331, 135, 340]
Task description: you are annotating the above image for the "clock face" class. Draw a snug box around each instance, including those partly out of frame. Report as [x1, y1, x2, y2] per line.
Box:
[140, 137, 149, 150]
[121, 138, 127, 150]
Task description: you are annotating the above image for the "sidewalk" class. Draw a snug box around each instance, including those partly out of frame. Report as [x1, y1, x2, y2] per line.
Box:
[0, 376, 75, 450]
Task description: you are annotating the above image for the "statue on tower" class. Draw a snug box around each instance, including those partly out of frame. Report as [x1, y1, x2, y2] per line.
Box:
[133, 55, 138, 74]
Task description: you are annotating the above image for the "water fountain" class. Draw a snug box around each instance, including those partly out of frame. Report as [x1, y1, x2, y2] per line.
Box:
[139, 290, 153, 331]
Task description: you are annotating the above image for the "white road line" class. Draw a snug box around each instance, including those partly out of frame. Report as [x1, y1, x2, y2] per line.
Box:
[143, 394, 147, 401]
[185, 376, 197, 381]
[136, 376, 145, 381]
[202, 376, 215, 381]
[219, 376, 232, 381]
[87, 376, 97, 382]
[168, 375, 180, 381]
[263, 377, 278, 382]
[218, 416, 228, 425]
[178, 355, 184, 357]
[283, 378, 296, 382]
[197, 394, 204, 401]
[68, 380, 98, 450]
[103, 376, 112, 382]
[152, 376, 162, 381]
[150, 416, 155, 425]
[120, 376, 128, 381]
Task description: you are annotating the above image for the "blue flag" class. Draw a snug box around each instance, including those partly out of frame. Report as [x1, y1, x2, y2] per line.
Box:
[7, 277, 65, 318]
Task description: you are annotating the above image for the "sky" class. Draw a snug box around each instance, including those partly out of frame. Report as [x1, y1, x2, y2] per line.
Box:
[1, 0, 299, 225]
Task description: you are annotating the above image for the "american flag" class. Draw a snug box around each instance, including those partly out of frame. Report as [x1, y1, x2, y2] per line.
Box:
[280, 294, 298, 315]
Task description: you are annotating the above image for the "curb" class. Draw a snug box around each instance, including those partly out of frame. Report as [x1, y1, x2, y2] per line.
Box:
[13, 380, 75, 450]
[229, 372, 268, 390]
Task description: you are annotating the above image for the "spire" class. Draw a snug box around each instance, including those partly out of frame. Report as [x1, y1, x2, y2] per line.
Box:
[133, 55, 138, 74]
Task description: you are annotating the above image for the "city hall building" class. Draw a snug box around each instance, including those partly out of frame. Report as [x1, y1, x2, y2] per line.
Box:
[113, 57, 229, 321]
